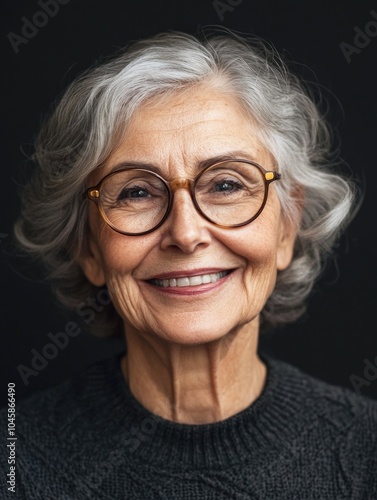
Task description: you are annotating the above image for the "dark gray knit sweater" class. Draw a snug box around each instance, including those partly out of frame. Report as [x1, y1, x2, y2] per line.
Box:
[1, 352, 377, 499]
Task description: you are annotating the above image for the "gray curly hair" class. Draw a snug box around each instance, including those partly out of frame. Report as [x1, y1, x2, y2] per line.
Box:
[13, 29, 360, 336]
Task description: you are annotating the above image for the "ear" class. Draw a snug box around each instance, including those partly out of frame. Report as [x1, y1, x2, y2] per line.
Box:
[78, 237, 106, 287]
[276, 217, 297, 271]
[276, 187, 303, 270]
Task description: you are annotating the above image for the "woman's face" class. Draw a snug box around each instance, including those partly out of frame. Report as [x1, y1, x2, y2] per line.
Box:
[81, 86, 297, 345]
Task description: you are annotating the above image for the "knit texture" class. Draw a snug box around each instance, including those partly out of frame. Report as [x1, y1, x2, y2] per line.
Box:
[1, 352, 377, 499]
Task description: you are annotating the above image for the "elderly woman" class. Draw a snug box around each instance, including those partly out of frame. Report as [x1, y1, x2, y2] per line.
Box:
[2, 30, 377, 499]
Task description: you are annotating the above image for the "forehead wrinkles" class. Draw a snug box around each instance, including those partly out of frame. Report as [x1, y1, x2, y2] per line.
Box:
[130, 102, 235, 142]
[103, 89, 271, 180]
[123, 99, 252, 173]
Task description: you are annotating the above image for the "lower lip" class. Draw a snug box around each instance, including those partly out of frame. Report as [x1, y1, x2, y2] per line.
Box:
[144, 271, 234, 296]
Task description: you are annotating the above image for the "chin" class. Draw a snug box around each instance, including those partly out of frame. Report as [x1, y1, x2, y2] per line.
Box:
[165, 332, 226, 346]
[151, 319, 248, 347]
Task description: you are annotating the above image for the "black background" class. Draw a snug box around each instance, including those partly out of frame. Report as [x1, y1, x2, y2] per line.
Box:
[1, 0, 377, 410]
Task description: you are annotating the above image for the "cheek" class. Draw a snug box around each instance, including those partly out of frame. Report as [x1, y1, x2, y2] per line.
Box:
[97, 227, 155, 277]
[95, 229, 156, 309]
[97, 233, 156, 328]
[224, 215, 281, 269]
[223, 217, 281, 300]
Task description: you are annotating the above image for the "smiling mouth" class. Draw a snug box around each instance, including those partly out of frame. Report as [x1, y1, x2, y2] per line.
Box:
[148, 270, 232, 288]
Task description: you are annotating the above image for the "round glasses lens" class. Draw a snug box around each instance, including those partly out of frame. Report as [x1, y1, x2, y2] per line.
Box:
[100, 170, 169, 234]
[195, 162, 266, 226]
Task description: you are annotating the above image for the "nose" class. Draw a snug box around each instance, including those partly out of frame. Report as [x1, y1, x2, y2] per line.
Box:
[159, 186, 211, 253]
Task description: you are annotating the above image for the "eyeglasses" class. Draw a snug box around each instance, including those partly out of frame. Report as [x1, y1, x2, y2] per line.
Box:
[83, 159, 281, 236]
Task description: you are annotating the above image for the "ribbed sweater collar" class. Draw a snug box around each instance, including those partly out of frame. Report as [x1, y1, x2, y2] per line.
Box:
[77, 352, 314, 470]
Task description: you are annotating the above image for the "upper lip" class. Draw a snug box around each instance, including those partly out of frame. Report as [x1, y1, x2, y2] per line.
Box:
[146, 267, 234, 280]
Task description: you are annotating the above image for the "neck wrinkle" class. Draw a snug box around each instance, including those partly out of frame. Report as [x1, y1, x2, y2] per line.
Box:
[104, 352, 308, 470]
[122, 321, 265, 424]
[169, 345, 225, 423]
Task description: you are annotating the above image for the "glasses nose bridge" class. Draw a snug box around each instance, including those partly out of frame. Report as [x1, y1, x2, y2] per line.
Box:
[166, 177, 201, 221]
[168, 177, 193, 193]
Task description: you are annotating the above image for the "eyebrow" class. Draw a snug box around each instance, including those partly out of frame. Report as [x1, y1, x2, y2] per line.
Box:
[106, 150, 261, 176]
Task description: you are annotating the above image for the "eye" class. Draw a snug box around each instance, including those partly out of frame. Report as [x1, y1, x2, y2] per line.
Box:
[118, 185, 150, 200]
[214, 179, 244, 193]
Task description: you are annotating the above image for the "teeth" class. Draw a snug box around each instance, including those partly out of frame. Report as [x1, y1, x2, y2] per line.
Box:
[150, 271, 228, 288]
[177, 277, 190, 287]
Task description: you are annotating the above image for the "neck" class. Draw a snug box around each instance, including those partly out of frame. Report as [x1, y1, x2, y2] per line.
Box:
[121, 321, 266, 424]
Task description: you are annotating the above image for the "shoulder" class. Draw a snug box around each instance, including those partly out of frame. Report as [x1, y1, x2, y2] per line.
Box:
[268, 354, 377, 430]
[0, 354, 125, 462]
[267, 355, 377, 484]
[1, 354, 122, 431]
[0, 355, 125, 498]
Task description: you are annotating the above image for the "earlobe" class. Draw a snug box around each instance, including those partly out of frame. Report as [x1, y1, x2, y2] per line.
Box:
[78, 238, 106, 287]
